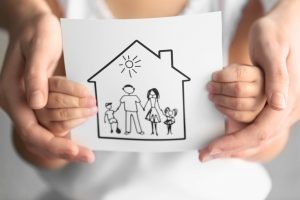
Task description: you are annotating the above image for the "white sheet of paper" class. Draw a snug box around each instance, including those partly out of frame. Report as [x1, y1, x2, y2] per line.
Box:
[61, 12, 224, 152]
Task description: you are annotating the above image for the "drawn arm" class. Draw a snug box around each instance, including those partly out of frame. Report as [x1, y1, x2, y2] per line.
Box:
[116, 98, 124, 112]
[157, 99, 164, 113]
[142, 99, 149, 111]
[104, 113, 107, 123]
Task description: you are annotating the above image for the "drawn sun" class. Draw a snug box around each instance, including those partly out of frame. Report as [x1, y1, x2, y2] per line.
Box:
[119, 55, 141, 78]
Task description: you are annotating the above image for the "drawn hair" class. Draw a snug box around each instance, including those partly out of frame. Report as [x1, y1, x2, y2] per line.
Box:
[172, 109, 178, 117]
[105, 102, 112, 107]
[147, 88, 160, 100]
[164, 107, 170, 114]
[123, 84, 134, 90]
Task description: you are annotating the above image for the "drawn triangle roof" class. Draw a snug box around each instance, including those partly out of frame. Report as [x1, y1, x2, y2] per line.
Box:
[88, 40, 190, 82]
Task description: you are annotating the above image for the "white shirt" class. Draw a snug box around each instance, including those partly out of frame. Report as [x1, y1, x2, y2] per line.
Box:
[37, 1, 278, 199]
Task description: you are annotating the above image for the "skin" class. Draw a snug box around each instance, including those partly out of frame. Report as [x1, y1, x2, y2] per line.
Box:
[0, 0, 298, 168]
[200, 0, 300, 162]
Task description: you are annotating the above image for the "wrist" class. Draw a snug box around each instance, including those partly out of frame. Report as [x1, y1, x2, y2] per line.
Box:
[1, 0, 52, 34]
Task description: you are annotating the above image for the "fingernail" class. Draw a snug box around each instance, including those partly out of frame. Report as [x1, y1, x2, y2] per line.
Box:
[81, 89, 90, 97]
[208, 93, 214, 101]
[29, 91, 44, 109]
[89, 107, 98, 114]
[203, 153, 223, 162]
[207, 83, 215, 93]
[271, 92, 286, 109]
[212, 72, 218, 80]
[77, 155, 95, 163]
[88, 96, 97, 106]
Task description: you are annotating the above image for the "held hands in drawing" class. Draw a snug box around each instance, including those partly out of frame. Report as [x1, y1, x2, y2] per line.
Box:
[34, 77, 97, 163]
[201, 2, 300, 161]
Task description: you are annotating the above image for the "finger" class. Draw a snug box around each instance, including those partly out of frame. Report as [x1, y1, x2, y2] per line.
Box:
[251, 46, 289, 110]
[46, 107, 98, 121]
[73, 145, 95, 163]
[47, 93, 96, 108]
[201, 105, 287, 160]
[48, 118, 89, 134]
[212, 65, 262, 83]
[24, 38, 59, 109]
[215, 104, 259, 123]
[207, 82, 261, 97]
[49, 77, 91, 97]
[210, 95, 259, 111]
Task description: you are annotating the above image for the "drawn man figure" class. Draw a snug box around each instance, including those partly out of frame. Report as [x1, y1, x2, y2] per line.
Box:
[104, 102, 121, 134]
[117, 84, 144, 135]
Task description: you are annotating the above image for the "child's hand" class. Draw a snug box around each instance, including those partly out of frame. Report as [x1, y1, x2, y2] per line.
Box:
[207, 64, 267, 123]
[35, 76, 98, 135]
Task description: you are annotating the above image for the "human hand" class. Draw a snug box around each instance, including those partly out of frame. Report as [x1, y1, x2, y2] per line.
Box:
[0, 13, 96, 165]
[35, 77, 97, 135]
[200, 3, 300, 162]
[207, 64, 266, 123]
[6, 13, 63, 109]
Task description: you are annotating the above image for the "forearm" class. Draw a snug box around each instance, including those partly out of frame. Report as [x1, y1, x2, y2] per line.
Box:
[0, 0, 51, 32]
[12, 127, 69, 169]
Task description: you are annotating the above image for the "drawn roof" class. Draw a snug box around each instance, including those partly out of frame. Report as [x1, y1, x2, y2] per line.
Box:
[88, 40, 190, 82]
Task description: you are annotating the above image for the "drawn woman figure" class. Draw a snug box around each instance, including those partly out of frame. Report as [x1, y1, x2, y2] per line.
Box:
[163, 107, 178, 135]
[144, 88, 162, 136]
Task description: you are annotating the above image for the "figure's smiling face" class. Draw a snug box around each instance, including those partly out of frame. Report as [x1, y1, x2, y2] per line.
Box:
[123, 86, 135, 94]
[149, 90, 156, 98]
[106, 104, 112, 109]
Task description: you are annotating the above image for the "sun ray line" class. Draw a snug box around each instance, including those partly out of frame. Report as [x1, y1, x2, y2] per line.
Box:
[135, 65, 141, 67]
[135, 60, 141, 63]
[133, 55, 138, 61]
[129, 70, 132, 78]
[128, 55, 130, 60]
[122, 55, 126, 61]
[132, 69, 137, 73]
[119, 63, 123, 66]
[121, 68, 125, 73]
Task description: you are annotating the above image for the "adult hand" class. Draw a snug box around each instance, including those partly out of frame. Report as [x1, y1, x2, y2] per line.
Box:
[0, 12, 95, 166]
[200, 1, 300, 162]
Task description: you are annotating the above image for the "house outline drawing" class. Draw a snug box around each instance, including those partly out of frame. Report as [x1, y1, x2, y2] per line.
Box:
[88, 40, 191, 141]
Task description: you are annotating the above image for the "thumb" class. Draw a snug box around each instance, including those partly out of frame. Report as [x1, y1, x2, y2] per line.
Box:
[24, 44, 56, 109]
[251, 45, 289, 110]
[264, 59, 289, 110]
[225, 118, 247, 135]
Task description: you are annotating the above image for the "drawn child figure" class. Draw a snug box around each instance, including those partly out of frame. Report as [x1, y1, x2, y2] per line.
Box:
[144, 88, 162, 136]
[104, 102, 121, 134]
[163, 107, 178, 135]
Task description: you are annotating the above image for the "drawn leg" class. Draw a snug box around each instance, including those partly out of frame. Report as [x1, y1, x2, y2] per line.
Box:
[110, 123, 113, 133]
[151, 122, 154, 135]
[125, 112, 131, 135]
[132, 112, 144, 135]
[154, 123, 158, 136]
[116, 121, 121, 134]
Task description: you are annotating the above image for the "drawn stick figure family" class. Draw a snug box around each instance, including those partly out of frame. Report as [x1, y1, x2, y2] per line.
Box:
[104, 84, 178, 136]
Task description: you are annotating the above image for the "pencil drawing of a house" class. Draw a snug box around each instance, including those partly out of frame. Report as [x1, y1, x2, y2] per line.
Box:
[88, 40, 190, 141]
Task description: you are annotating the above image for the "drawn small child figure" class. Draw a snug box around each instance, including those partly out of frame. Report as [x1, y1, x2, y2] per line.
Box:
[104, 102, 121, 134]
[163, 107, 178, 135]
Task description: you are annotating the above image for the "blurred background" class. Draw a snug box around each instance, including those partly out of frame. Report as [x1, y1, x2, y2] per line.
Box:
[1, 29, 300, 200]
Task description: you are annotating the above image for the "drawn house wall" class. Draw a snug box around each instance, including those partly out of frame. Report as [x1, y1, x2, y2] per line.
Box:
[88, 40, 190, 141]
